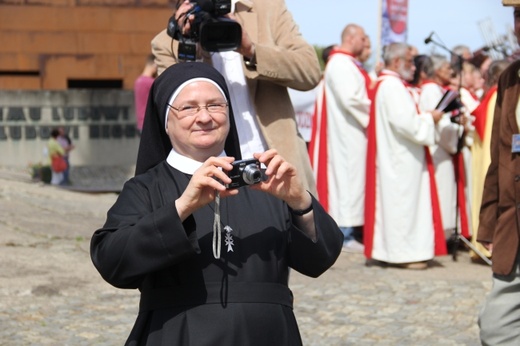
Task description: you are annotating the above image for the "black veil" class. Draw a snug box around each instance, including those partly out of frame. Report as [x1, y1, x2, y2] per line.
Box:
[135, 62, 242, 175]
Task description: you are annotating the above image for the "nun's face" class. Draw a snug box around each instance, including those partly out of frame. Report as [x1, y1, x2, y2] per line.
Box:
[166, 81, 230, 161]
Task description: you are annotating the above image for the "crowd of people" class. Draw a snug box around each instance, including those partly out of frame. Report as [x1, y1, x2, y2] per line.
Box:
[310, 24, 514, 268]
[87, 0, 520, 344]
[309, 1, 520, 343]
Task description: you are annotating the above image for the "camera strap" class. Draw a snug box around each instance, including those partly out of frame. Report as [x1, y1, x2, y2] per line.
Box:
[212, 191, 222, 259]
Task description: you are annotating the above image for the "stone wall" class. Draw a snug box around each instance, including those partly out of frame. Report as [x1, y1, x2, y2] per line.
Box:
[0, 90, 140, 167]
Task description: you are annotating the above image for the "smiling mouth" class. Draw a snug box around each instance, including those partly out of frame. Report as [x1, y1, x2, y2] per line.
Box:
[194, 128, 216, 133]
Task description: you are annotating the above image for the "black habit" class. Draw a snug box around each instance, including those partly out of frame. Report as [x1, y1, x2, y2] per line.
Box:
[91, 62, 343, 345]
[91, 162, 343, 345]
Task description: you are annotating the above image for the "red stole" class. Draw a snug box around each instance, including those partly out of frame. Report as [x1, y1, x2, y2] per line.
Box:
[472, 85, 497, 141]
[413, 82, 447, 255]
[364, 72, 447, 259]
[427, 148, 448, 255]
[446, 85, 472, 239]
[420, 80, 436, 86]
[469, 89, 480, 101]
[451, 84, 479, 239]
[308, 85, 329, 210]
[363, 79, 379, 258]
[453, 152, 469, 238]
[328, 49, 372, 94]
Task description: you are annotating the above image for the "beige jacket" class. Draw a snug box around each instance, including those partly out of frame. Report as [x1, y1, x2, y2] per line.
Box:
[151, 0, 321, 194]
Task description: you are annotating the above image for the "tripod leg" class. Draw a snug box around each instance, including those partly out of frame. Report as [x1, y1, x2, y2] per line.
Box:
[457, 235, 493, 265]
[452, 230, 459, 261]
[448, 228, 462, 261]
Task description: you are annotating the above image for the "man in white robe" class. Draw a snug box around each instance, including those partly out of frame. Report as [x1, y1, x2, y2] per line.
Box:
[364, 43, 446, 269]
[322, 24, 371, 252]
[419, 55, 472, 244]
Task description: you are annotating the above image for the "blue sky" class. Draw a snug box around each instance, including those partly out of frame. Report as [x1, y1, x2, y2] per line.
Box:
[285, 0, 514, 59]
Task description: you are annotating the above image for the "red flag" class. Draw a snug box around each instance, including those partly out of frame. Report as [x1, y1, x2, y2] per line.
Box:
[381, 0, 409, 47]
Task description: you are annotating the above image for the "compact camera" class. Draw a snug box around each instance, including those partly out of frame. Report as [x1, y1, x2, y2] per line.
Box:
[225, 159, 264, 189]
[167, 0, 242, 60]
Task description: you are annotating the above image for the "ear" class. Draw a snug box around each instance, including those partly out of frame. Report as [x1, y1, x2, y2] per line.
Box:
[391, 57, 401, 69]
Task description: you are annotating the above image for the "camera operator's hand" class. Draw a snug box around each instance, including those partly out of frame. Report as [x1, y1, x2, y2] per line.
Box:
[175, 156, 238, 221]
[174, 0, 197, 37]
[226, 12, 255, 60]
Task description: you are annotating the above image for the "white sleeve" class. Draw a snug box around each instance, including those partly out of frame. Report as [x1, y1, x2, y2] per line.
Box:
[379, 78, 436, 146]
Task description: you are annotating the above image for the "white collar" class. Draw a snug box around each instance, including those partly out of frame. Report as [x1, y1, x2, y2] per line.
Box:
[166, 148, 226, 175]
[380, 69, 400, 78]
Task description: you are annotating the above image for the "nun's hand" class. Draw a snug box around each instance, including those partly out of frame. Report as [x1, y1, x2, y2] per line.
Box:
[252, 150, 316, 240]
[175, 156, 238, 221]
[251, 150, 311, 211]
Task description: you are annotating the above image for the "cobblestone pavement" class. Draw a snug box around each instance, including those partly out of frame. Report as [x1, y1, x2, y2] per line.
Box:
[0, 166, 492, 345]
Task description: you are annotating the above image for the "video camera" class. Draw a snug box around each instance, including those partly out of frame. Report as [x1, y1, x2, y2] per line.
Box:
[167, 0, 242, 61]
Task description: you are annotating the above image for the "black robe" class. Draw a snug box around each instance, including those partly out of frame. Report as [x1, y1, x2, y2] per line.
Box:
[91, 162, 343, 345]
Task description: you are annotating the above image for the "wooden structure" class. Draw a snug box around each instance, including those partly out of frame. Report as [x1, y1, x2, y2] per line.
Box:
[0, 0, 173, 90]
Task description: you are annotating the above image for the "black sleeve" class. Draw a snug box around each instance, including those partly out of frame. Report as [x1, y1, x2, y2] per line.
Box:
[90, 178, 199, 289]
[286, 195, 344, 278]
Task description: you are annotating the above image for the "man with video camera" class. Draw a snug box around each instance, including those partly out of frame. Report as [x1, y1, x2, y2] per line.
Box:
[146, 0, 321, 195]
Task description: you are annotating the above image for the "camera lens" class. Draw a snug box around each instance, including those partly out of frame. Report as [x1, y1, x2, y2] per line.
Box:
[242, 164, 262, 185]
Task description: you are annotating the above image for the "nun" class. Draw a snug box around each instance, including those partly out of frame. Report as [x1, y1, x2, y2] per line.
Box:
[90, 62, 343, 346]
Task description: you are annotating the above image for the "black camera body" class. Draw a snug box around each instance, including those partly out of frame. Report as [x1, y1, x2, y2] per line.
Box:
[450, 109, 463, 124]
[225, 159, 264, 189]
[167, 0, 242, 60]
[449, 99, 465, 124]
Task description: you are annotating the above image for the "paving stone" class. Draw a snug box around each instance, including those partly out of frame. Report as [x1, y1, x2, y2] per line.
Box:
[0, 166, 492, 345]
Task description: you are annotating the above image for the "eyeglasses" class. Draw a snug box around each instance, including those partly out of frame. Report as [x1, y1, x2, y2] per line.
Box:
[168, 102, 228, 118]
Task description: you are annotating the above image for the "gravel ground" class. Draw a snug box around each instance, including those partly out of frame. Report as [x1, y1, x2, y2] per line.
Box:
[0, 166, 492, 345]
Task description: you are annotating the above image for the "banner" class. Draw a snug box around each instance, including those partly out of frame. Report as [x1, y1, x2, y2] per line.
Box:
[288, 87, 318, 143]
[381, 0, 408, 47]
